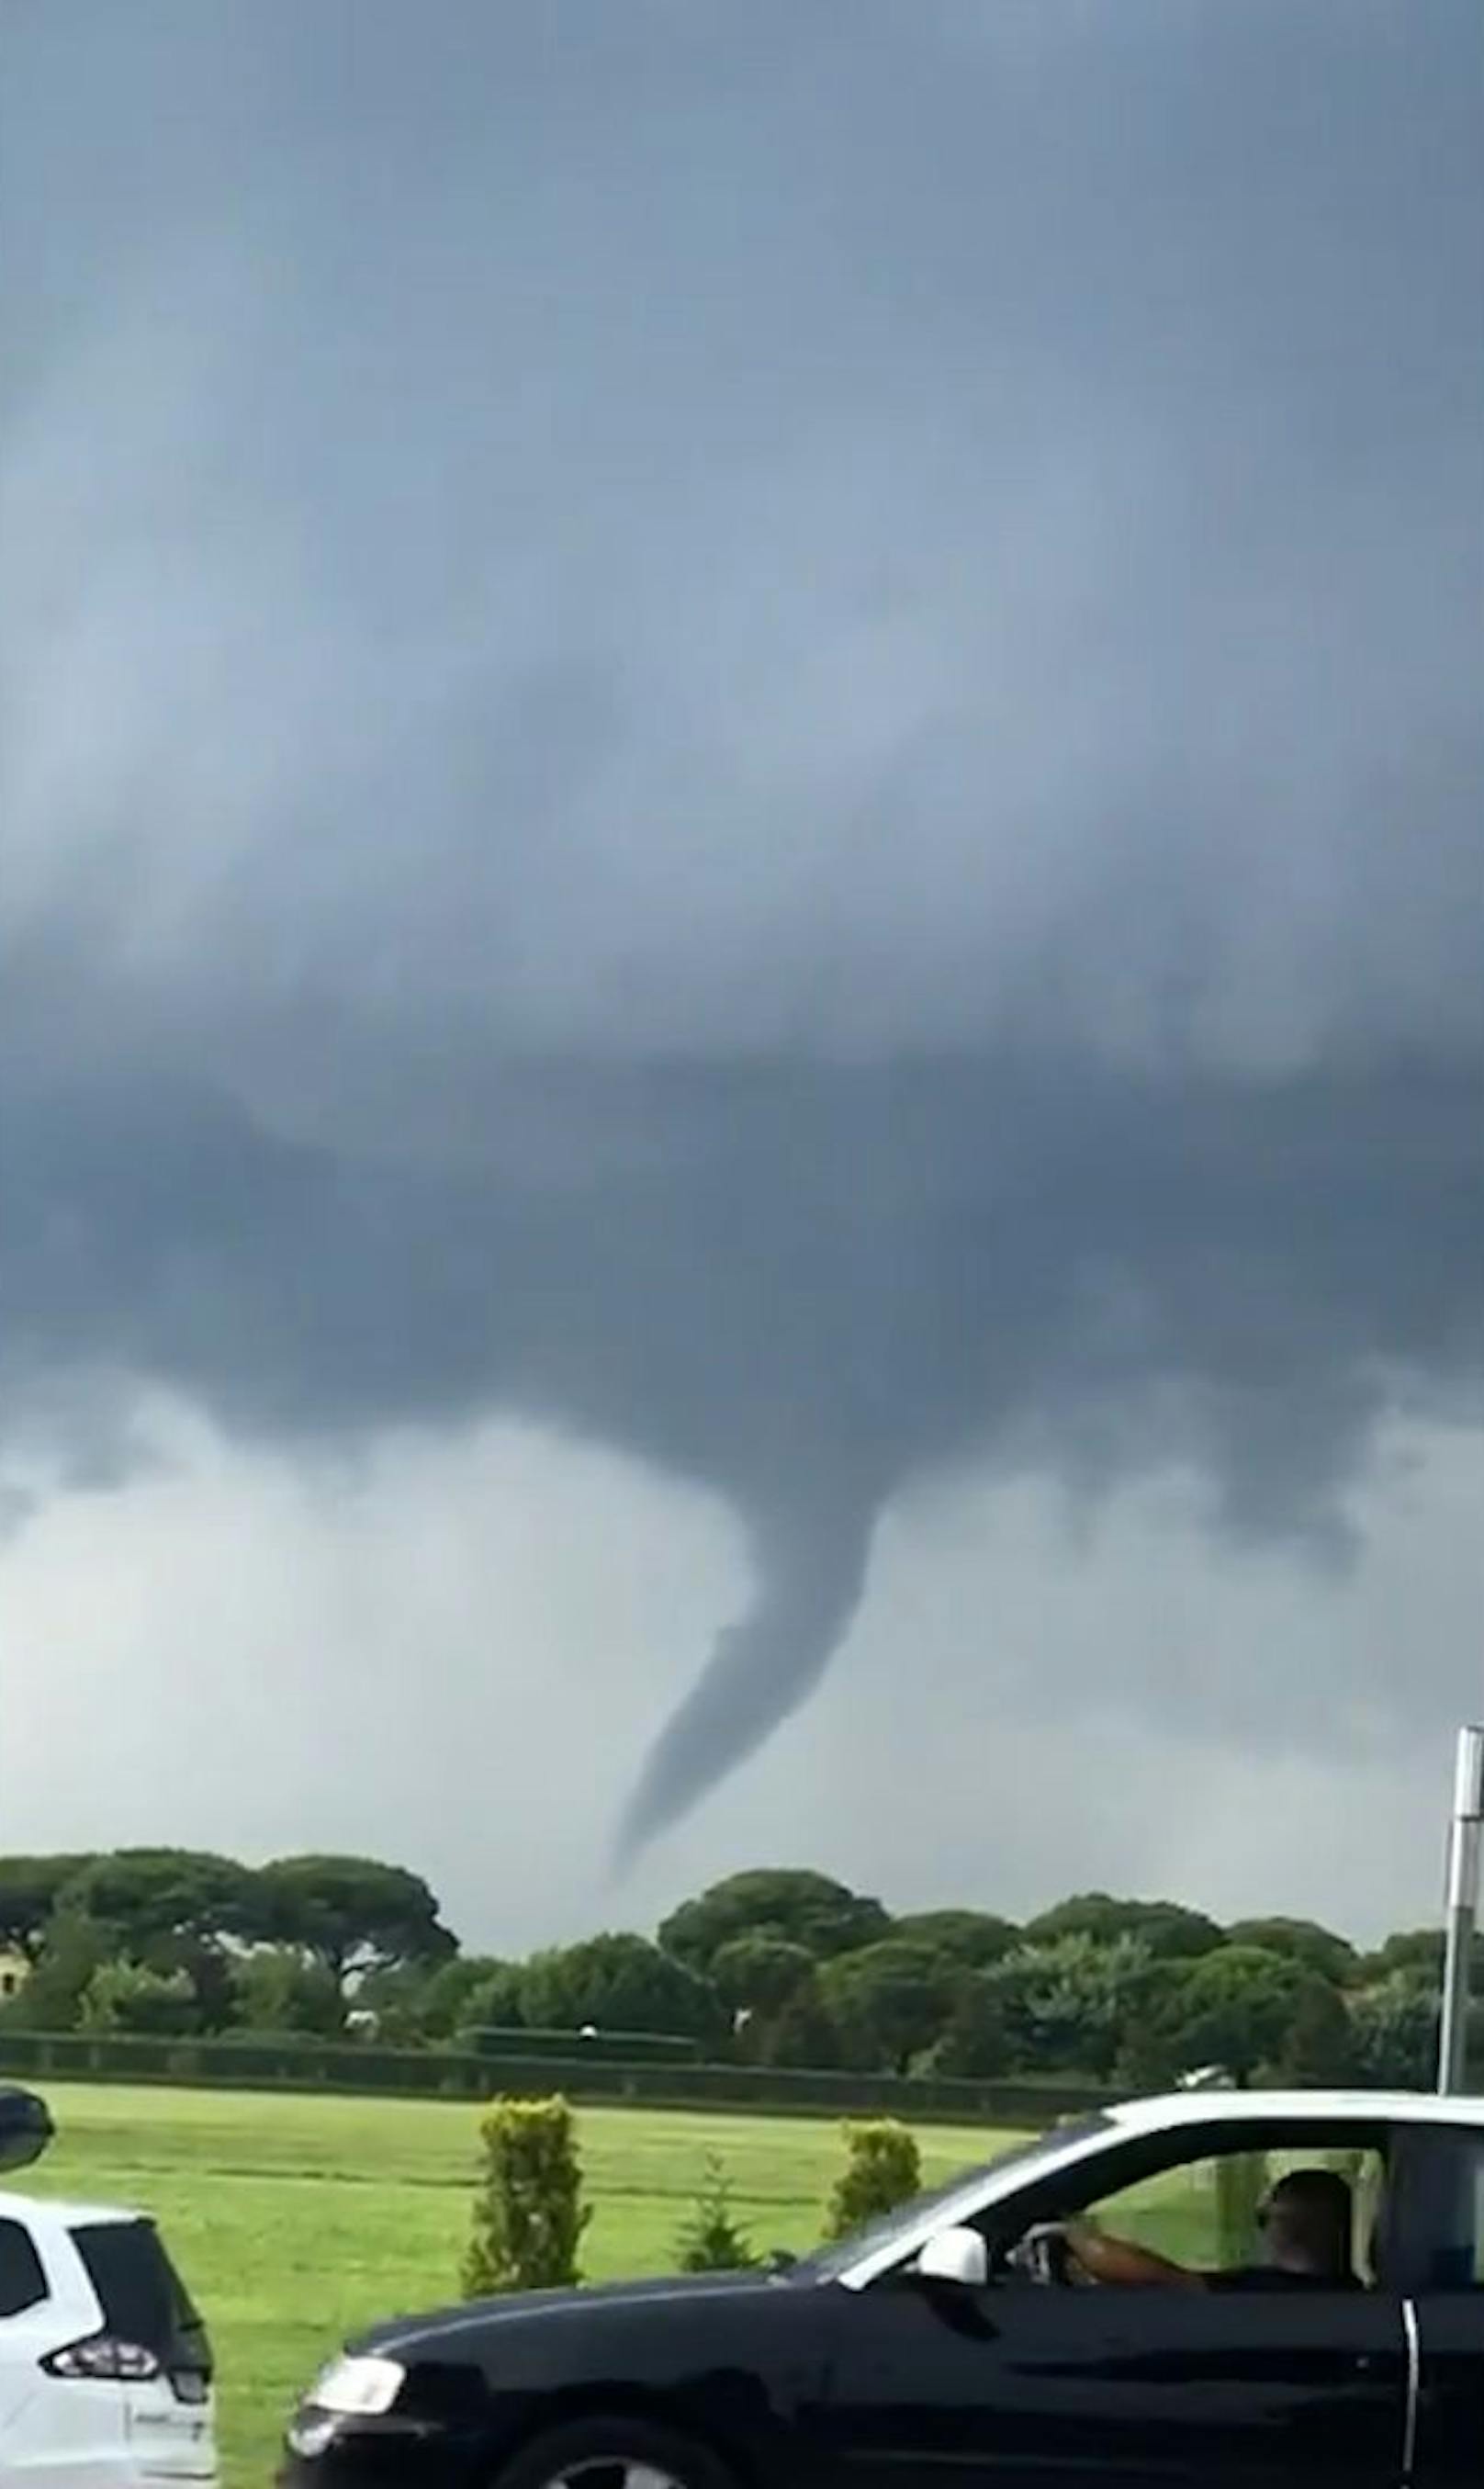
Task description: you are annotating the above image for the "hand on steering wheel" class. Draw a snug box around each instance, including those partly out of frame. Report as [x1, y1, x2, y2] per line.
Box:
[1009, 2224, 1079, 2286]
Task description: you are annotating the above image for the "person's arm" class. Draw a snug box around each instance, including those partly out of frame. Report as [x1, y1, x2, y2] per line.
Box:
[1062, 2220, 1208, 2290]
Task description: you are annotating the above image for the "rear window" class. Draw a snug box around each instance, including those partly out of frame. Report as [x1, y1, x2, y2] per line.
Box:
[0, 2219, 48, 2317]
[71, 2222, 208, 2370]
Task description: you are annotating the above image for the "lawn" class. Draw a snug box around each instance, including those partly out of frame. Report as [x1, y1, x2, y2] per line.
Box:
[15, 2084, 1228, 2488]
[13, 2085, 1024, 2487]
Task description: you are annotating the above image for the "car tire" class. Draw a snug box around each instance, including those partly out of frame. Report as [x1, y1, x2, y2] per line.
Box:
[493, 2411, 736, 2489]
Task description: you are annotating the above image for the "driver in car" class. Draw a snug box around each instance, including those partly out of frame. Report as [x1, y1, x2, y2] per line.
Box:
[1054, 2168, 1360, 2292]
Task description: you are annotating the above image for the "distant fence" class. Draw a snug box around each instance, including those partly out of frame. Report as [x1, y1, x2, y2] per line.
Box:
[468, 2025, 704, 2067]
[0, 2027, 1110, 2128]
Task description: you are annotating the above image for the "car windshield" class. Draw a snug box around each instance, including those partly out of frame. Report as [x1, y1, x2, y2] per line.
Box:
[796, 2113, 1112, 2281]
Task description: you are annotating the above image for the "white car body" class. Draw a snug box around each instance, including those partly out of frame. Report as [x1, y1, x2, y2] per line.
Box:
[0, 2188, 217, 2489]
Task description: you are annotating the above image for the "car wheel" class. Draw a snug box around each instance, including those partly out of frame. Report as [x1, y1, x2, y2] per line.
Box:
[494, 2412, 736, 2489]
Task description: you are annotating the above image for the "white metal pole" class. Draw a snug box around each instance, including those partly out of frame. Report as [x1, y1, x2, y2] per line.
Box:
[1437, 1726, 1484, 2094]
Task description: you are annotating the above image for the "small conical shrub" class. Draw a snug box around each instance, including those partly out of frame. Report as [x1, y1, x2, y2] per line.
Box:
[462, 2095, 590, 2297]
[825, 2119, 922, 2240]
[674, 2152, 759, 2273]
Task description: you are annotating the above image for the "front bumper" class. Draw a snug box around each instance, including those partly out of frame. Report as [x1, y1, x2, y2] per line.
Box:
[279, 2415, 487, 2489]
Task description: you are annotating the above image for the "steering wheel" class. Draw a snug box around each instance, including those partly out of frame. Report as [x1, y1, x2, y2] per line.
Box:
[1008, 2224, 1078, 2287]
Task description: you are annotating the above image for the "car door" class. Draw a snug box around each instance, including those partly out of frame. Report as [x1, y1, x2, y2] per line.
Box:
[813, 2266, 1408, 2486]
[809, 2123, 1411, 2487]
[1386, 2121, 1484, 2488]
[0, 2203, 133, 2480]
[0, 2213, 53, 2442]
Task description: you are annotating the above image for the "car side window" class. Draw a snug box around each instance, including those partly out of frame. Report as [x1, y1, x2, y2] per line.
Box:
[1391, 2134, 1484, 2289]
[0, 2220, 49, 2318]
[1084, 2145, 1384, 2281]
[1085, 2150, 1263, 2271]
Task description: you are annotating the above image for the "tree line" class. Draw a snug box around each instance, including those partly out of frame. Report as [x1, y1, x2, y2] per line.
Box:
[0, 1851, 453, 2039]
[0, 1853, 1459, 2090]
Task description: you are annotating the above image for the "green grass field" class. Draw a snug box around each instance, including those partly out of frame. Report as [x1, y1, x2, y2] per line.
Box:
[11, 2087, 1017, 2486]
[13, 2086, 1219, 2489]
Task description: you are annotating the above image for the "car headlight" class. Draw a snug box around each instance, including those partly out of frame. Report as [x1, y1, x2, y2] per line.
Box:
[310, 2355, 406, 2417]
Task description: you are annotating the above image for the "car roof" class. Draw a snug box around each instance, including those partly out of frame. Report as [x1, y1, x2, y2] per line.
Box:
[0, 2189, 142, 2230]
[1107, 2089, 1484, 2133]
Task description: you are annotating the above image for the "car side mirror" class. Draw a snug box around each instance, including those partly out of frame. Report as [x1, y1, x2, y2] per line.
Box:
[916, 2224, 989, 2288]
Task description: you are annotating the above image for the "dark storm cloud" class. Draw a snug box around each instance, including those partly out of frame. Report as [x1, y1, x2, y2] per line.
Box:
[3, 1058, 1479, 1839]
[2, 1, 1480, 1837]
[6, 0, 1480, 1077]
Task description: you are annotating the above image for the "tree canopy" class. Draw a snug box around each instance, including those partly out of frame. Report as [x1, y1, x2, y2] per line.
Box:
[1152, 1943, 1310, 2081]
[64, 1850, 262, 1954]
[1025, 1893, 1223, 1963]
[1224, 1917, 1357, 1988]
[817, 1941, 961, 2075]
[710, 1935, 818, 2016]
[256, 1855, 455, 1982]
[891, 1910, 1019, 1968]
[987, 1934, 1162, 2079]
[659, 1870, 891, 1973]
[520, 1933, 722, 2042]
[0, 1857, 96, 1962]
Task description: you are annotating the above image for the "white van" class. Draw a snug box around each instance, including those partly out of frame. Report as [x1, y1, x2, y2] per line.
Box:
[0, 2088, 218, 2488]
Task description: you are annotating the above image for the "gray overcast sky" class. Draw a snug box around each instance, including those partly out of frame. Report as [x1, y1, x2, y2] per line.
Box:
[2, 0, 1480, 1947]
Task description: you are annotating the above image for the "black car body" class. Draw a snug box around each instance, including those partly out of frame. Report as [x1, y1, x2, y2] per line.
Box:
[281, 2089, 1484, 2487]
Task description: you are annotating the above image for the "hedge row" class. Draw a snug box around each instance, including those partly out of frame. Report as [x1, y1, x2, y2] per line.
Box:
[468, 2025, 703, 2066]
[0, 2027, 1110, 2127]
